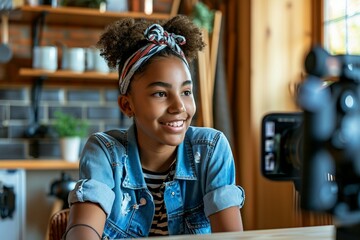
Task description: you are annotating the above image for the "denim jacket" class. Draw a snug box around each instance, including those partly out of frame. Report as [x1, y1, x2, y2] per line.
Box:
[68, 125, 245, 239]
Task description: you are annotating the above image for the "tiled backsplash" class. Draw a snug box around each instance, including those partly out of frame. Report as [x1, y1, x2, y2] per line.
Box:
[0, 86, 132, 159]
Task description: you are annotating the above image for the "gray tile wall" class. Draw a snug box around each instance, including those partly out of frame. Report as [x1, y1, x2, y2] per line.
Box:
[0, 86, 132, 159]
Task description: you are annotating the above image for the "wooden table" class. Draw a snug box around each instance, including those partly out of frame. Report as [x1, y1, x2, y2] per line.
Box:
[149, 225, 335, 240]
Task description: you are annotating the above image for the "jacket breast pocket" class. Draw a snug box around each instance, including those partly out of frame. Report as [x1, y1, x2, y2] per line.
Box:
[103, 218, 142, 239]
[184, 210, 211, 234]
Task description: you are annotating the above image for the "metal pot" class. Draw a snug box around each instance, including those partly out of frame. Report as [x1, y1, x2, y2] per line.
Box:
[49, 172, 76, 209]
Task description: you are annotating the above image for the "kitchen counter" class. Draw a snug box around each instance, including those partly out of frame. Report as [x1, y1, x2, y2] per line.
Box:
[0, 160, 78, 170]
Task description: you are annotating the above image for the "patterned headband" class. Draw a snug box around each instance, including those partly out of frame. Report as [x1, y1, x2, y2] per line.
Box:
[118, 24, 189, 95]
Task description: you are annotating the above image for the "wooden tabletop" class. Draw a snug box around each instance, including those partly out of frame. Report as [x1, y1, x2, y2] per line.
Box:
[149, 225, 335, 240]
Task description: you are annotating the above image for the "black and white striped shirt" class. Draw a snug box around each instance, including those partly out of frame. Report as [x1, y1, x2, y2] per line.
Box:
[143, 162, 176, 236]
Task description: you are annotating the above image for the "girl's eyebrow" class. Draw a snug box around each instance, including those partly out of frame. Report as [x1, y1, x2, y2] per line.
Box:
[147, 80, 192, 89]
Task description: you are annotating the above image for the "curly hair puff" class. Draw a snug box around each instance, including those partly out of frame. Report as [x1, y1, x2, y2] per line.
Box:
[96, 14, 206, 72]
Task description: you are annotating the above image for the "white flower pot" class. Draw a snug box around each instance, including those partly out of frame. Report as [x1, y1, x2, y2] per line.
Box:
[60, 137, 81, 162]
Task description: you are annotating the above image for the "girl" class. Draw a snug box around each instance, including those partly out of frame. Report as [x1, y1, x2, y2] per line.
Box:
[64, 15, 245, 239]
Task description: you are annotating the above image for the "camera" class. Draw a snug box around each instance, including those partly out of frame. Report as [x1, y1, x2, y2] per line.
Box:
[261, 112, 302, 183]
[261, 46, 360, 239]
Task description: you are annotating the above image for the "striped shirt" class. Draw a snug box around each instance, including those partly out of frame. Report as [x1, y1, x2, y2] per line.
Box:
[143, 161, 176, 236]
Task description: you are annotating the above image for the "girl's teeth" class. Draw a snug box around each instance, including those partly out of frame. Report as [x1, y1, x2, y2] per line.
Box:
[166, 121, 183, 127]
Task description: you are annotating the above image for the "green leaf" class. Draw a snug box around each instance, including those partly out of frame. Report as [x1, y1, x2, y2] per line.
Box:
[53, 110, 89, 138]
[191, 2, 215, 33]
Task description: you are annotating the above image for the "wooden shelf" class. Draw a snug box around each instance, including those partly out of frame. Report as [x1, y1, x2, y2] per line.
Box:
[0, 160, 79, 170]
[10, 5, 172, 27]
[12, 5, 177, 84]
[19, 68, 118, 81]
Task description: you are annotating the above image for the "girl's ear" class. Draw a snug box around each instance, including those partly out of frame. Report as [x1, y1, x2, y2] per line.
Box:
[118, 95, 133, 117]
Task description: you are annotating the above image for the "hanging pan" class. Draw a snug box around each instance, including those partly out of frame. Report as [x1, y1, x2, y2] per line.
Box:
[0, 13, 13, 63]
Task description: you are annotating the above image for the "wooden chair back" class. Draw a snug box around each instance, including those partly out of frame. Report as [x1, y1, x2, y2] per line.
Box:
[48, 208, 70, 240]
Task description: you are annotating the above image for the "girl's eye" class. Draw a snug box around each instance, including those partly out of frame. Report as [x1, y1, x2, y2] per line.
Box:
[153, 92, 167, 97]
[183, 90, 192, 96]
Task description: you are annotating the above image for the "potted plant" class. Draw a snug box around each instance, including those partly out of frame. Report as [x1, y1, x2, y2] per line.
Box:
[53, 111, 89, 162]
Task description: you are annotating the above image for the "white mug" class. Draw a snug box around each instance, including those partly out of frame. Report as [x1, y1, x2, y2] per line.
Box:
[93, 49, 109, 73]
[32, 46, 58, 71]
[85, 48, 95, 71]
[85, 48, 109, 73]
[66, 48, 85, 73]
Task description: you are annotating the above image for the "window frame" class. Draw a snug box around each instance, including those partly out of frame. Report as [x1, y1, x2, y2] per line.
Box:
[321, 0, 360, 54]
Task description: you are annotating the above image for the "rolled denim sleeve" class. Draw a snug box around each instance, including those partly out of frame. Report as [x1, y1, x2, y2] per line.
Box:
[68, 179, 115, 216]
[203, 185, 245, 217]
[68, 134, 116, 217]
[202, 131, 245, 217]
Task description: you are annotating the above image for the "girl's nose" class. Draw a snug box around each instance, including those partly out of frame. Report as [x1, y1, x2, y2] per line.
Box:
[168, 97, 186, 113]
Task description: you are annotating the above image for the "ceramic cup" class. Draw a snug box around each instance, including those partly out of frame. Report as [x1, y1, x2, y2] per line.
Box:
[85, 48, 95, 71]
[66, 48, 86, 73]
[93, 49, 110, 73]
[32, 46, 58, 71]
[85, 48, 109, 73]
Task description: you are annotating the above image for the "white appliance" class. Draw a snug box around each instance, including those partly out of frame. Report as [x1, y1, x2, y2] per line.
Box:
[0, 169, 26, 240]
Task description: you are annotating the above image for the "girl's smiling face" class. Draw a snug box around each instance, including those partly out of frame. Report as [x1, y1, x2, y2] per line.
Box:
[119, 55, 196, 148]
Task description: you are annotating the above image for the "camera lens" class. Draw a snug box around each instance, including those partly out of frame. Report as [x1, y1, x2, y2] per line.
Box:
[339, 90, 358, 113]
[282, 125, 303, 173]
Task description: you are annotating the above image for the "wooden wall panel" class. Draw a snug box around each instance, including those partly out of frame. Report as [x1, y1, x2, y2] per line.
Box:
[234, 0, 254, 230]
[198, 0, 329, 231]
[250, 0, 313, 229]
